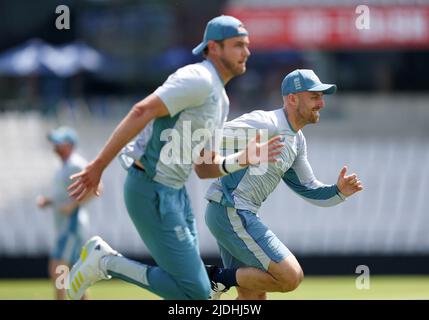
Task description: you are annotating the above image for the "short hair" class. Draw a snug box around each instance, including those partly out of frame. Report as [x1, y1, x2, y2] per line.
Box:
[203, 40, 224, 58]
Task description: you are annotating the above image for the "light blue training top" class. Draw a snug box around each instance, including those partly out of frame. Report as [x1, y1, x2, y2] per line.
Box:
[205, 108, 346, 213]
[50, 152, 89, 236]
[119, 60, 229, 189]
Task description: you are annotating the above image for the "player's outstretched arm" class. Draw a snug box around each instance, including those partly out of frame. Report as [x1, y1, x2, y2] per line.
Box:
[68, 95, 169, 201]
[194, 132, 284, 179]
[336, 166, 363, 197]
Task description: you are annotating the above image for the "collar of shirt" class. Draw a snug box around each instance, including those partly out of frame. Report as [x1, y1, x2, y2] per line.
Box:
[203, 59, 225, 87]
[282, 108, 298, 134]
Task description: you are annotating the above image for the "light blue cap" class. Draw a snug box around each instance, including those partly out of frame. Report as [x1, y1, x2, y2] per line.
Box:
[281, 69, 337, 96]
[48, 126, 78, 145]
[192, 15, 248, 55]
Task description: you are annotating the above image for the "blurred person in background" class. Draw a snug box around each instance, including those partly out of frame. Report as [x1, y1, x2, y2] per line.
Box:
[37, 126, 96, 300]
[205, 69, 363, 299]
[65, 15, 283, 300]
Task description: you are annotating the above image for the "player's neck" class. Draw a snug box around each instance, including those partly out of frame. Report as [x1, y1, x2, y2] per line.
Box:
[206, 57, 233, 85]
[60, 151, 73, 164]
[284, 107, 303, 132]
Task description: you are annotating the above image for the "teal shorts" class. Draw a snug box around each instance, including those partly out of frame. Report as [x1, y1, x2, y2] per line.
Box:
[51, 231, 83, 265]
[205, 200, 291, 271]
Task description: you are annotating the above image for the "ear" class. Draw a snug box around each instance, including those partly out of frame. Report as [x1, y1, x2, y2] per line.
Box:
[287, 93, 297, 107]
[206, 40, 220, 55]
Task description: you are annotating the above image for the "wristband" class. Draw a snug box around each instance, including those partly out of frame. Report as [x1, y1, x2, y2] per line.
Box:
[335, 185, 347, 201]
[218, 157, 228, 176]
[223, 153, 243, 174]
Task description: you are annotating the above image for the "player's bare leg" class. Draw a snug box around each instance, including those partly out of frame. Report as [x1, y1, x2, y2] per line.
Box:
[80, 290, 89, 300]
[236, 287, 267, 300]
[236, 254, 304, 293]
[49, 259, 89, 299]
[49, 259, 67, 300]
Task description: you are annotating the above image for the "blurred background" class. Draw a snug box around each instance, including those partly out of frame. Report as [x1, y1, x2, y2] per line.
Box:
[0, 0, 428, 291]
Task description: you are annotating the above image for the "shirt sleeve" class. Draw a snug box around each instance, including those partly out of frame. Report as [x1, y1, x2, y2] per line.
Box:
[282, 134, 346, 207]
[153, 65, 212, 117]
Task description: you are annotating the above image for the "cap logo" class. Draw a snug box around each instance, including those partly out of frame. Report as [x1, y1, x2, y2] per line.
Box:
[294, 77, 302, 90]
[237, 25, 247, 34]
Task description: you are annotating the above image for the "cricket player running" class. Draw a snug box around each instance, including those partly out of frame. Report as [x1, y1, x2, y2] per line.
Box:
[37, 127, 93, 300]
[66, 15, 283, 300]
[204, 69, 364, 300]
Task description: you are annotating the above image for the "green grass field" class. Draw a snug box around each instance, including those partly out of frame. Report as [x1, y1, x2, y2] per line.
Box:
[1, 276, 428, 300]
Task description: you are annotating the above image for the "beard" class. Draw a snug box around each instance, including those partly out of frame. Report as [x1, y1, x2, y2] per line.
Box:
[297, 104, 320, 125]
[219, 55, 246, 77]
[309, 109, 320, 123]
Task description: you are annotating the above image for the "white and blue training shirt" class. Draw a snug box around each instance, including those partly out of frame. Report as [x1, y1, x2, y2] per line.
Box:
[119, 60, 229, 189]
[205, 108, 346, 213]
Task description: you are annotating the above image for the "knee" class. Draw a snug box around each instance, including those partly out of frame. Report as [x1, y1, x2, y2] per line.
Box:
[278, 267, 304, 292]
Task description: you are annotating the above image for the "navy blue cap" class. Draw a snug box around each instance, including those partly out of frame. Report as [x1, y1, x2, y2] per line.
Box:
[47, 126, 78, 145]
[281, 69, 337, 96]
[192, 15, 248, 55]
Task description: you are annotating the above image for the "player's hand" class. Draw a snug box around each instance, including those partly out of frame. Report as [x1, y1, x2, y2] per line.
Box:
[337, 166, 363, 197]
[67, 161, 103, 201]
[239, 131, 284, 166]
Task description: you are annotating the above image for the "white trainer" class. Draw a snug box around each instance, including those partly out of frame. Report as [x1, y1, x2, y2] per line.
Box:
[67, 236, 118, 300]
[205, 265, 229, 300]
[209, 281, 229, 300]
